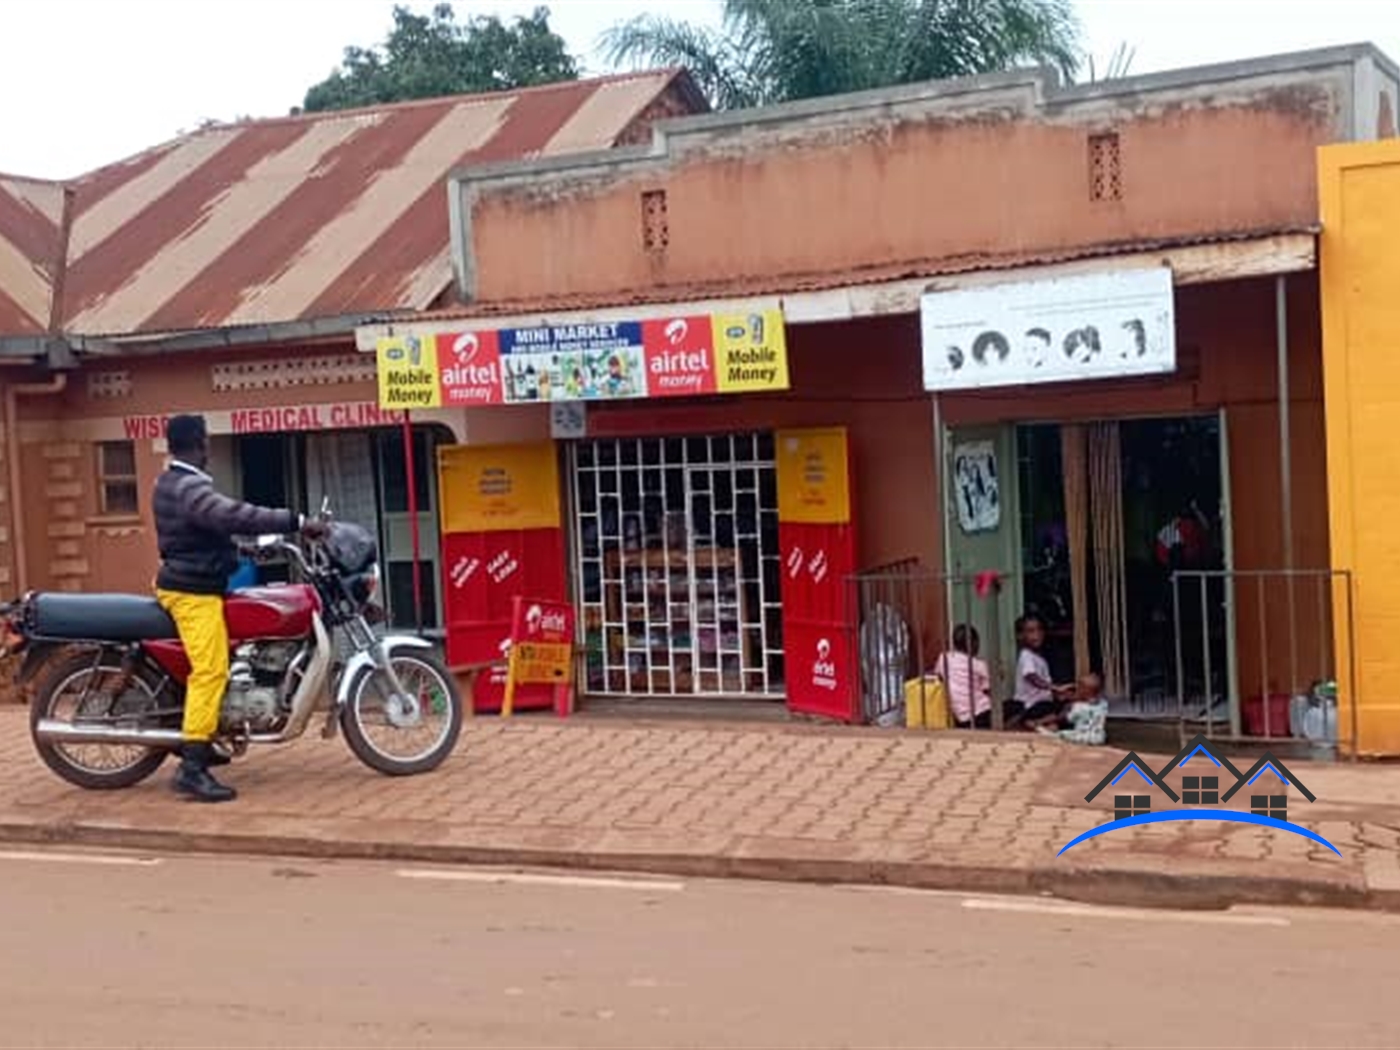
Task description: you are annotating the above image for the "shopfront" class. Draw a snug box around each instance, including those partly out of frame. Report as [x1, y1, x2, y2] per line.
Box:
[922, 262, 1333, 735]
[374, 310, 869, 718]
[13, 348, 464, 632]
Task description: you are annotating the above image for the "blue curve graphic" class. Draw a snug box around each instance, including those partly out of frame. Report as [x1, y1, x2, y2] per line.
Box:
[1057, 810, 1342, 857]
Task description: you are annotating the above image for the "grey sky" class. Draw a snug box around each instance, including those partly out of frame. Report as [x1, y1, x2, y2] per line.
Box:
[2, 0, 1397, 180]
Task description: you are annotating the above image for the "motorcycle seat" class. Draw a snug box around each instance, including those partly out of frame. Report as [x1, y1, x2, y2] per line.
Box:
[31, 593, 178, 642]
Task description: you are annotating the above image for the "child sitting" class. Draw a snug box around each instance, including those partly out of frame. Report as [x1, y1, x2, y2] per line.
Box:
[1006, 614, 1074, 730]
[1038, 672, 1109, 745]
[935, 624, 994, 730]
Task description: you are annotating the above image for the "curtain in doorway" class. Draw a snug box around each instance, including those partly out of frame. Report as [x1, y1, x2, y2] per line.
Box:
[1089, 422, 1131, 698]
[305, 432, 379, 538]
[1060, 425, 1091, 681]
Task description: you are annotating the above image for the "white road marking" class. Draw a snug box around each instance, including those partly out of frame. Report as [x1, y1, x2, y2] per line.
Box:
[960, 896, 1291, 926]
[395, 868, 685, 892]
[0, 850, 161, 867]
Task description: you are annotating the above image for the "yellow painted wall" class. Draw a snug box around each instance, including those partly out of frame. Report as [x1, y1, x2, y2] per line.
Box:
[1318, 139, 1400, 756]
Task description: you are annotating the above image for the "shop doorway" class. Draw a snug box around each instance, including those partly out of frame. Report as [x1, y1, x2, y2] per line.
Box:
[571, 434, 785, 699]
[1013, 414, 1220, 711]
[947, 413, 1227, 709]
[225, 425, 448, 632]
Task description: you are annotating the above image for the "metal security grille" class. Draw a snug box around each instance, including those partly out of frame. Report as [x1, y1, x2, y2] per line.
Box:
[572, 434, 784, 698]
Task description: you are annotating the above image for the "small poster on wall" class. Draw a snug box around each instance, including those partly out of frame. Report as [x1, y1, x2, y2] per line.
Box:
[952, 441, 1000, 534]
[920, 267, 1176, 392]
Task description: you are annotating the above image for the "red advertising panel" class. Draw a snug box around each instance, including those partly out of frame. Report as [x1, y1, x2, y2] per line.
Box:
[438, 442, 566, 714]
[441, 529, 566, 713]
[438, 330, 505, 406]
[780, 523, 859, 721]
[775, 429, 859, 722]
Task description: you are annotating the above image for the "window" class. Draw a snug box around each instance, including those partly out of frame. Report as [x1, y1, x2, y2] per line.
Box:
[1182, 776, 1219, 805]
[1251, 794, 1288, 821]
[97, 441, 139, 516]
[1114, 795, 1151, 820]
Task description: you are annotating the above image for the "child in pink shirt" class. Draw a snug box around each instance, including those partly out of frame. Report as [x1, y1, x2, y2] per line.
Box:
[936, 624, 994, 729]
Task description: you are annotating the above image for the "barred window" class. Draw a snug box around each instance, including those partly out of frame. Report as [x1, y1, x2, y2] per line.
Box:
[97, 441, 139, 516]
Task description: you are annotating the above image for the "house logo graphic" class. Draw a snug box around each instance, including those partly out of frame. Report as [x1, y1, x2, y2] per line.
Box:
[1058, 734, 1340, 857]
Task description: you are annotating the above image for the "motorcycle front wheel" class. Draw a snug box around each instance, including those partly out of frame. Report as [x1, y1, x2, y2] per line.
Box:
[340, 651, 463, 776]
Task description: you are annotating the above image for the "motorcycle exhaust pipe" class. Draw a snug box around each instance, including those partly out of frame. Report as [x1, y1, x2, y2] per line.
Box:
[33, 720, 184, 749]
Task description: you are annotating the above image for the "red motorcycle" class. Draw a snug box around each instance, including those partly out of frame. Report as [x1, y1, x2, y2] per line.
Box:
[3, 518, 464, 789]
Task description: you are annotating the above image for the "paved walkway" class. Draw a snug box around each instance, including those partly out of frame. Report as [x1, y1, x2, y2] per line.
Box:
[3, 707, 1400, 909]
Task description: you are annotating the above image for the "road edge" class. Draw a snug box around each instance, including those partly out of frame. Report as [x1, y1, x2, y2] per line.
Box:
[0, 818, 1385, 913]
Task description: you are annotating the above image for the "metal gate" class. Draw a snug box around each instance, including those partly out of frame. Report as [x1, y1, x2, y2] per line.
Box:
[1172, 568, 1355, 752]
[571, 434, 784, 698]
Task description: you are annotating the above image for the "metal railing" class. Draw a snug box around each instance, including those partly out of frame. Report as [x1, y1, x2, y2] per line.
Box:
[1172, 568, 1355, 754]
[847, 560, 1016, 730]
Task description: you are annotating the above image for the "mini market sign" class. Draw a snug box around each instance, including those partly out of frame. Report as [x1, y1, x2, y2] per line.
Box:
[376, 309, 790, 409]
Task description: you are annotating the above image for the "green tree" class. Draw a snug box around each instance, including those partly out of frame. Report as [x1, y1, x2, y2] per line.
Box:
[302, 3, 579, 113]
[602, 0, 1082, 110]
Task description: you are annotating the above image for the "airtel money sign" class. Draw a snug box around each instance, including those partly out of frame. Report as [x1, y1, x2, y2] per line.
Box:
[438, 331, 504, 405]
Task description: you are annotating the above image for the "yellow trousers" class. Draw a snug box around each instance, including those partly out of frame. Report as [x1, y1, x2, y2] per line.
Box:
[155, 590, 228, 743]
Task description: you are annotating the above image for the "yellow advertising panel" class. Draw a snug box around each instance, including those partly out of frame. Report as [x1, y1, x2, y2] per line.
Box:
[712, 309, 789, 393]
[377, 334, 441, 409]
[439, 442, 561, 534]
[775, 427, 851, 524]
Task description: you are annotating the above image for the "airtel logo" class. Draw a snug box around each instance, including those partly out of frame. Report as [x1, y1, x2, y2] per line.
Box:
[526, 604, 568, 635]
[664, 319, 688, 345]
[452, 332, 481, 364]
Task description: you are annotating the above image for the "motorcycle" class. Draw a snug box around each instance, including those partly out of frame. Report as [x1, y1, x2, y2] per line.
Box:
[1, 515, 464, 790]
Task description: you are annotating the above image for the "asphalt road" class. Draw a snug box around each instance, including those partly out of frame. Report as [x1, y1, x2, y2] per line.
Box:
[2, 848, 1399, 1049]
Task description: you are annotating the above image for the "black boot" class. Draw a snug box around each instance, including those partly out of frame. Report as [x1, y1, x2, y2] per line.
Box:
[173, 743, 237, 803]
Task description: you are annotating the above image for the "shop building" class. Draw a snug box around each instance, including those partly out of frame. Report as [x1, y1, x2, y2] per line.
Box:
[358, 45, 1399, 743]
[0, 70, 706, 634]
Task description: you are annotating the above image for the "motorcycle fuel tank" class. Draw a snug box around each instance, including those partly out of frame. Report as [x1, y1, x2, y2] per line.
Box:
[223, 584, 320, 641]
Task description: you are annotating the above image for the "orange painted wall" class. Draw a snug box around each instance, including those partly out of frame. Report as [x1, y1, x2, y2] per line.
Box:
[1318, 139, 1400, 756]
[468, 95, 1337, 310]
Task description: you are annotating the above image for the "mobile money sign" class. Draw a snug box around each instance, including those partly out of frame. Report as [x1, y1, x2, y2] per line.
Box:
[376, 309, 789, 409]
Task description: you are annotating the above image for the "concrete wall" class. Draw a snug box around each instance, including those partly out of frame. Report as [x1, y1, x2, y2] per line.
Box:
[451, 46, 1397, 313]
[1318, 138, 1400, 756]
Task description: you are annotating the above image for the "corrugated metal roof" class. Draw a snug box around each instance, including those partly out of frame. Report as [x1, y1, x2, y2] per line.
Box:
[0, 174, 67, 335]
[0, 70, 692, 340]
[408, 226, 1322, 322]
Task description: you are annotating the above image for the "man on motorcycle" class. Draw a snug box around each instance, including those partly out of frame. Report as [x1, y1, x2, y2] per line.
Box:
[154, 414, 321, 803]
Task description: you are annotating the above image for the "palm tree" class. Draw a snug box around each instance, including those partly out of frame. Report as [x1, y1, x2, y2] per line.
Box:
[601, 0, 1083, 110]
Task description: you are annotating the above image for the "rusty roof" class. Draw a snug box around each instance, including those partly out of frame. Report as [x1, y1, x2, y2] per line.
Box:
[0, 174, 68, 335]
[399, 225, 1322, 323]
[0, 69, 696, 342]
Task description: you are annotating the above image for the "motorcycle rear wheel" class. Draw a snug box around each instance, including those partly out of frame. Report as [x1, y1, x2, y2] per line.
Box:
[341, 651, 463, 776]
[30, 650, 177, 790]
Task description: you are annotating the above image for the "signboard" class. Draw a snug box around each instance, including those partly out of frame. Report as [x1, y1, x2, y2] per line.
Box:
[502, 596, 576, 717]
[375, 308, 790, 409]
[920, 268, 1176, 392]
[438, 442, 561, 534]
[774, 427, 859, 723]
[775, 428, 851, 524]
[377, 333, 441, 408]
[121, 401, 411, 440]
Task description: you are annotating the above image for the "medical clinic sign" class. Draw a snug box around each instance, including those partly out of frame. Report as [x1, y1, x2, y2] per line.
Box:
[375, 309, 790, 408]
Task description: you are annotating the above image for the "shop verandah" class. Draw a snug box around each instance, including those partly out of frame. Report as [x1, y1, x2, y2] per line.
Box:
[851, 262, 1346, 754]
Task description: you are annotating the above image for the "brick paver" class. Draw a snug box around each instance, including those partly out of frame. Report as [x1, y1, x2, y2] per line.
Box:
[2, 706, 1400, 907]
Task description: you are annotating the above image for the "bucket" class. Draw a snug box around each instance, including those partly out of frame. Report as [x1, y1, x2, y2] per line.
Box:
[1242, 693, 1291, 737]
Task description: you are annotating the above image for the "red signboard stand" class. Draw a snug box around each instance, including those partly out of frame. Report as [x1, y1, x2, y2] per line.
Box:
[502, 596, 576, 718]
[438, 443, 568, 714]
[775, 429, 859, 722]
